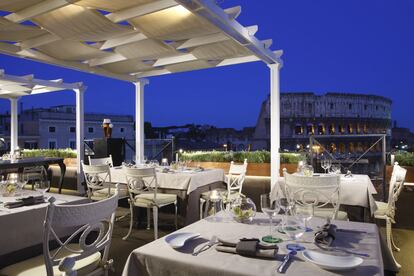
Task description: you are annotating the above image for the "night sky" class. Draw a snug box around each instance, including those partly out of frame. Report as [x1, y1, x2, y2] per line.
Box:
[0, 0, 413, 130]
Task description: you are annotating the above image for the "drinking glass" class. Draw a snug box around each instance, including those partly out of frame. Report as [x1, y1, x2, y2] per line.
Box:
[277, 191, 294, 229]
[293, 204, 313, 232]
[260, 194, 280, 239]
[34, 180, 50, 196]
[282, 215, 306, 241]
[325, 159, 332, 173]
[160, 158, 169, 168]
[321, 159, 328, 174]
[330, 164, 341, 174]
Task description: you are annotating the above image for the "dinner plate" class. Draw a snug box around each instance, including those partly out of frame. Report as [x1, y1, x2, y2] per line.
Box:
[165, 232, 200, 249]
[302, 250, 363, 271]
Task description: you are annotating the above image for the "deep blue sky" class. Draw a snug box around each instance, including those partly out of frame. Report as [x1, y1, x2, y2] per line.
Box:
[0, 0, 413, 130]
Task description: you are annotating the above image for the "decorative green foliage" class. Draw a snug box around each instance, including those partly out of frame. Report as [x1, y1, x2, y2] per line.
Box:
[395, 152, 414, 166]
[180, 151, 302, 164]
[22, 149, 77, 158]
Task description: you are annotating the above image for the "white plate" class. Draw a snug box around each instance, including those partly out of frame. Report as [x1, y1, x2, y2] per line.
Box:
[165, 232, 200, 249]
[302, 250, 363, 271]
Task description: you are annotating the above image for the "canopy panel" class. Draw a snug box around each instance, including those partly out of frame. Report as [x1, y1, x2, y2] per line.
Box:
[0, 0, 282, 81]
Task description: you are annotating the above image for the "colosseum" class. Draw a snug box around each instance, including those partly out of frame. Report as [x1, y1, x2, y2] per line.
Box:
[252, 92, 392, 156]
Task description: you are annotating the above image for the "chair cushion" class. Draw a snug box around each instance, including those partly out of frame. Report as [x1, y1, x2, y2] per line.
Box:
[200, 189, 227, 199]
[134, 193, 177, 207]
[0, 244, 101, 276]
[374, 201, 388, 217]
[92, 187, 128, 198]
[311, 208, 349, 221]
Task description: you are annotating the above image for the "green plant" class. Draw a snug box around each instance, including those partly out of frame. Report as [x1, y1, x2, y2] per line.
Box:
[180, 150, 301, 164]
[395, 152, 414, 166]
[22, 149, 77, 159]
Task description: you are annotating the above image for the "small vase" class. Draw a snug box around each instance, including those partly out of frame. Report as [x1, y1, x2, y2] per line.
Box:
[230, 197, 256, 223]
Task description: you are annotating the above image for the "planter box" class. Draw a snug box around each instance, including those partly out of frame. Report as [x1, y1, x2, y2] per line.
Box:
[189, 161, 297, 176]
[386, 165, 414, 183]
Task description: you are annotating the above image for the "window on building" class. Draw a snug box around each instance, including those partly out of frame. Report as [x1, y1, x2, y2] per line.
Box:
[330, 103, 334, 109]
[88, 127, 94, 133]
[20, 123, 24, 135]
[349, 103, 352, 110]
[69, 126, 76, 133]
[338, 125, 345, 134]
[294, 125, 303, 135]
[347, 124, 353, 134]
[364, 104, 368, 110]
[120, 127, 124, 133]
[48, 140, 57, 149]
[329, 124, 335, 135]
[376, 105, 378, 111]
[49, 126, 56, 133]
[317, 124, 325, 135]
[24, 141, 38, 149]
[69, 140, 76, 150]
[307, 124, 314, 135]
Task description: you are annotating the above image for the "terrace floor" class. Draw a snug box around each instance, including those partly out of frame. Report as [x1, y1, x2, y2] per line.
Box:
[107, 188, 414, 276]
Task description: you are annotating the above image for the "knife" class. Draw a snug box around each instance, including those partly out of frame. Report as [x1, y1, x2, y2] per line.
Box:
[277, 250, 297, 273]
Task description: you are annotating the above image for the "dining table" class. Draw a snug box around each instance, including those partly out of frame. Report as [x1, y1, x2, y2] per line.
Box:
[122, 212, 385, 276]
[0, 157, 67, 193]
[275, 174, 378, 216]
[110, 166, 225, 225]
[0, 190, 89, 268]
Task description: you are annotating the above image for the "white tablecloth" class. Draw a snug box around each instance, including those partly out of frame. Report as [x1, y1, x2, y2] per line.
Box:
[110, 167, 225, 195]
[0, 191, 88, 255]
[275, 174, 378, 215]
[123, 212, 384, 276]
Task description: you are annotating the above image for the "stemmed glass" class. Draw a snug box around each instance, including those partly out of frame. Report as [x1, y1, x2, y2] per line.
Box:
[260, 194, 281, 242]
[325, 159, 332, 174]
[294, 204, 313, 232]
[282, 215, 306, 242]
[321, 158, 332, 174]
[275, 188, 294, 230]
[34, 180, 50, 197]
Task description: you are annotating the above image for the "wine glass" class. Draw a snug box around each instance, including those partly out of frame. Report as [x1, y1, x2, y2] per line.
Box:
[34, 180, 50, 197]
[276, 189, 294, 230]
[325, 159, 332, 174]
[260, 194, 281, 242]
[293, 204, 313, 232]
[321, 159, 328, 174]
[282, 215, 306, 241]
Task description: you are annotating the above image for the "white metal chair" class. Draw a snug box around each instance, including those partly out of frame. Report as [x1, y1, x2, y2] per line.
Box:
[199, 159, 248, 219]
[123, 167, 177, 240]
[374, 162, 407, 268]
[0, 189, 119, 276]
[88, 155, 114, 168]
[82, 162, 128, 201]
[283, 169, 348, 221]
[22, 166, 48, 188]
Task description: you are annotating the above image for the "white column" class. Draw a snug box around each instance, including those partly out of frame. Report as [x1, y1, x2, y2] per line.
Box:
[9, 97, 19, 152]
[268, 63, 281, 191]
[134, 79, 149, 164]
[74, 87, 86, 192]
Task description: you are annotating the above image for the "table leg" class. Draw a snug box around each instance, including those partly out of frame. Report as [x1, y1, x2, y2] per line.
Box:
[57, 161, 66, 194]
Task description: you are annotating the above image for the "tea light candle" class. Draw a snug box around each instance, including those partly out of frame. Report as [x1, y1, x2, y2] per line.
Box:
[210, 190, 219, 200]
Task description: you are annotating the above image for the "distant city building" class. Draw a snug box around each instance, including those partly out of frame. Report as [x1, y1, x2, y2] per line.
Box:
[0, 105, 135, 153]
[391, 123, 414, 151]
[252, 92, 392, 154]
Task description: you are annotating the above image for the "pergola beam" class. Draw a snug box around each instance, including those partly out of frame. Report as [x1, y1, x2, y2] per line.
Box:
[100, 33, 147, 50]
[4, 0, 73, 23]
[106, 0, 178, 23]
[19, 34, 61, 50]
[153, 53, 196, 67]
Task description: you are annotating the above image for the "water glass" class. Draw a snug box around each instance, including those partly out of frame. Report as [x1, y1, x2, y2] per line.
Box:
[293, 204, 313, 232]
[260, 194, 280, 238]
[282, 216, 306, 241]
[34, 180, 50, 196]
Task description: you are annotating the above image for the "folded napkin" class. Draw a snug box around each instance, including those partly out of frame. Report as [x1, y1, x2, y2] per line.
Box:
[216, 238, 278, 259]
[315, 223, 337, 246]
[4, 195, 45, 209]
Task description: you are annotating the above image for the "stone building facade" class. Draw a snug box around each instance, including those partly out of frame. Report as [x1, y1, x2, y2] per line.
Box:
[252, 92, 392, 155]
[0, 105, 135, 151]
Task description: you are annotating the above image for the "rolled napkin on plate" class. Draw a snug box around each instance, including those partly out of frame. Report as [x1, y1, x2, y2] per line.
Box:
[315, 223, 337, 246]
[216, 238, 278, 259]
[4, 195, 45, 209]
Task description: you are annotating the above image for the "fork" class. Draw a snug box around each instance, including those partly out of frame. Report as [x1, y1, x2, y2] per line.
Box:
[192, 235, 218, 256]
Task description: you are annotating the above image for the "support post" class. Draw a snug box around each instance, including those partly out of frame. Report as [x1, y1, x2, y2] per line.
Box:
[382, 135, 387, 202]
[268, 63, 281, 191]
[134, 79, 149, 164]
[74, 87, 86, 192]
[9, 97, 19, 152]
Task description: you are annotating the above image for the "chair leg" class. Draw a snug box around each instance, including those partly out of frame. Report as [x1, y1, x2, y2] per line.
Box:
[204, 199, 210, 218]
[199, 198, 206, 219]
[386, 218, 401, 268]
[390, 224, 401, 252]
[122, 201, 134, 240]
[147, 208, 151, 230]
[153, 206, 158, 240]
[174, 201, 178, 229]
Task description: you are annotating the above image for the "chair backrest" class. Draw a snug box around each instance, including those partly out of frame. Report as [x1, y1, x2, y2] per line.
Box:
[82, 162, 112, 198]
[226, 159, 248, 193]
[88, 155, 114, 168]
[43, 191, 119, 276]
[124, 167, 158, 200]
[386, 162, 407, 219]
[283, 169, 341, 220]
[22, 166, 48, 182]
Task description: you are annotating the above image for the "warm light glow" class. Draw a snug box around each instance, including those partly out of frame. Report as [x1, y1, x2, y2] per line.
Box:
[171, 5, 192, 17]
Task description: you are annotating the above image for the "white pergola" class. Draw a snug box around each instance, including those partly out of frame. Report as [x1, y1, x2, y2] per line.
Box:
[0, 0, 283, 190]
[0, 70, 86, 188]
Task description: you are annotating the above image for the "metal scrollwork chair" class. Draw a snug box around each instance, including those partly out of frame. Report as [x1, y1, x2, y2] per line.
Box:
[283, 169, 348, 221]
[0, 188, 119, 276]
[199, 159, 248, 219]
[123, 167, 177, 240]
[374, 162, 407, 268]
[88, 155, 114, 168]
